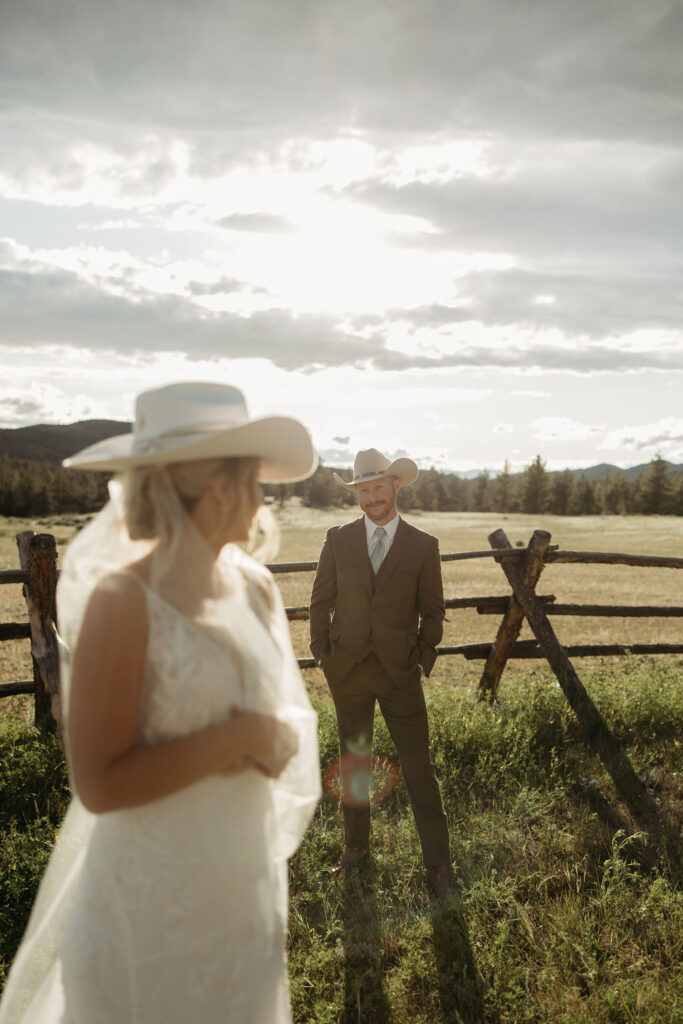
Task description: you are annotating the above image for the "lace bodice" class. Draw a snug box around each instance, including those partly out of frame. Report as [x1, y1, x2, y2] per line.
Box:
[140, 586, 246, 744]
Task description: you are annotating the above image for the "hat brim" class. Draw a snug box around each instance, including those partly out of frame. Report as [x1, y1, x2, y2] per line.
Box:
[333, 458, 419, 489]
[63, 416, 318, 484]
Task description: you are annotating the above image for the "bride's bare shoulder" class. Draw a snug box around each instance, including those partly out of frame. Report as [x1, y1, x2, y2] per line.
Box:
[68, 573, 148, 671]
[83, 565, 148, 632]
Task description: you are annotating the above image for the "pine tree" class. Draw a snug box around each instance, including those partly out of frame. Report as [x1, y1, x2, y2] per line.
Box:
[520, 455, 548, 514]
[636, 454, 673, 514]
[599, 471, 633, 515]
[490, 461, 514, 513]
[0, 455, 13, 516]
[674, 476, 683, 516]
[12, 466, 38, 517]
[33, 473, 56, 516]
[471, 471, 490, 512]
[301, 466, 340, 508]
[444, 474, 466, 511]
[416, 468, 447, 511]
[397, 482, 419, 510]
[547, 469, 573, 515]
[568, 474, 598, 515]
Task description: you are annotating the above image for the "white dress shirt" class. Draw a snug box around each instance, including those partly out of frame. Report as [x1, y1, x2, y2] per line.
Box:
[364, 512, 400, 555]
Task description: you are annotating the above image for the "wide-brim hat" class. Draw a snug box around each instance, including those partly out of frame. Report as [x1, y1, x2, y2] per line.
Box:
[63, 382, 318, 484]
[333, 448, 418, 489]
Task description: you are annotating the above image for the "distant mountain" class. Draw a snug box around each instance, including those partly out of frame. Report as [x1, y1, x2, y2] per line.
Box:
[0, 420, 681, 481]
[0, 420, 131, 463]
[578, 461, 683, 482]
[450, 461, 682, 482]
[448, 462, 683, 481]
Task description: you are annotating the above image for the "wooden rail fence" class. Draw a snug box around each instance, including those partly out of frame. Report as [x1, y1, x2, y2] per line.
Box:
[2, 528, 681, 737]
[278, 526, 683, 853]
[2, 526, 681, 860]
[0, 533, 61, 736]
[277, 535, 683, 683]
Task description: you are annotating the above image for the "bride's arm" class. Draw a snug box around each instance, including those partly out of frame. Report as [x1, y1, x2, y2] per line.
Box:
[67, 576, 296, 814]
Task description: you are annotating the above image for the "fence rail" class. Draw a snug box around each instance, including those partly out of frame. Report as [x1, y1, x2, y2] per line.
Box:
[267, 547, 683, 571]
[1, 529, 681, 735]
[2, 526, 680, 860]
[0, 570, 29, 585]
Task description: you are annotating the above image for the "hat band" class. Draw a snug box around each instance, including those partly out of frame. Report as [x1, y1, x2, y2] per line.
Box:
[352, 468, 390, 482]
[134, 420, 245, 456]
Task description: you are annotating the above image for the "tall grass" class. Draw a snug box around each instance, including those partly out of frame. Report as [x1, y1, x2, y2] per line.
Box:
[0, 718, 69, 985]
[1, 510, 681, 1019]
[288, 658, 682, 1023]
[3, 660, 679, 1019]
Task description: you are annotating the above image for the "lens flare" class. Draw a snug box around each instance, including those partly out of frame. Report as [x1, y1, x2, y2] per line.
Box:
[323, 753, 400, 807]
[345, 733, 372, 757]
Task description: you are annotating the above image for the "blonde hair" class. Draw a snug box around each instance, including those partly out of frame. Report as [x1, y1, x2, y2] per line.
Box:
[120, 457, 278, 560]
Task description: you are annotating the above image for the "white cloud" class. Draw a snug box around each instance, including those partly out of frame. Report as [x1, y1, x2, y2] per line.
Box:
[0, 0, 681, 473]
[530, 417, 603, 442]
[599, 417, 683, 456]
[0, 382, 104, 428]
[511, 390, 552, 398]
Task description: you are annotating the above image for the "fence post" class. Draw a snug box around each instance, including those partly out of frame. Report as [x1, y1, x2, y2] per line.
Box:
[488, 528, 679, 857]
[16, 531, 63, 746]
[477, 529, 551, 700]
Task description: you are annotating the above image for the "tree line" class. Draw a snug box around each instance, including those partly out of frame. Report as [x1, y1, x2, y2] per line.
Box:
[0, 452, 680, 519]
[288, 454, 682, 516]
[0, 455, 109, 517]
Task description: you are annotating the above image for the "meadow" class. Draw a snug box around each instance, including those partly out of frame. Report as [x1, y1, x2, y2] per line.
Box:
[1, 507, 681, 1022]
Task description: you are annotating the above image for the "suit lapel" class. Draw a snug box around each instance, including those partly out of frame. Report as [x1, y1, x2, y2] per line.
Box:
[350, 517, 373, 597]
[374, 518, 409, 592]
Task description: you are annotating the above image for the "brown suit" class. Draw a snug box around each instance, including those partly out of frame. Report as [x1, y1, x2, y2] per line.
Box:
[310, 516, 450, 867]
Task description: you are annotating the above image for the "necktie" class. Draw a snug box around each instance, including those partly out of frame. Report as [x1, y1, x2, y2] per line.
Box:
[369, 526, 387, 573]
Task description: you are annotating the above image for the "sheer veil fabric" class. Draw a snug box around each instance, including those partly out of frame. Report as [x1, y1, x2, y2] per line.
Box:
[0, 472, 320, 1023]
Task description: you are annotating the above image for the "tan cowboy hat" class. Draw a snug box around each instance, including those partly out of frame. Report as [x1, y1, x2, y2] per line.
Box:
[63, 382, 318, 483]
[333, 448, 418, 489]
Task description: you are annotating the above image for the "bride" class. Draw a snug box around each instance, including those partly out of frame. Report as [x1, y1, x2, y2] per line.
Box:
[0, 382, 321, 1024]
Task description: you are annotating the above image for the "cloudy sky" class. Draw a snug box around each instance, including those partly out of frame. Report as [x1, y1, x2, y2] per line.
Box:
[1, 0, 682, 473]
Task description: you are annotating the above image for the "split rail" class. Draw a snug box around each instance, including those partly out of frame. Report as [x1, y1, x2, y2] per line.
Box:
[1, 527, 682, 803]
[275, 526, 683, 850]
[278, 531, 683, 693]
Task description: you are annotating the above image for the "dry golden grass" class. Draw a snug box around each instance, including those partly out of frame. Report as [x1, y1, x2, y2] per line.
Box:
[2, 506, 681, 713]
[271, 504, 683, 682]
[2, 509, 681, 1023]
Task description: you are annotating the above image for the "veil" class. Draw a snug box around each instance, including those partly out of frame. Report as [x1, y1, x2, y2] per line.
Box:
[0, 470, 320, 1023]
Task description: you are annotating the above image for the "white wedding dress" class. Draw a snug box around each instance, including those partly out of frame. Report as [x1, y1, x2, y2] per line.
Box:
[0, 536, 320, 1024]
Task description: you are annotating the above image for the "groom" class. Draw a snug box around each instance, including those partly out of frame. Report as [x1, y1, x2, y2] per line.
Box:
[309, 449, 453, 898]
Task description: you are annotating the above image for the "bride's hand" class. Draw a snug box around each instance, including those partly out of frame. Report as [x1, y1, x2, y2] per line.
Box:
[232, 712, 299, 779]
[217, 755, 254, 776]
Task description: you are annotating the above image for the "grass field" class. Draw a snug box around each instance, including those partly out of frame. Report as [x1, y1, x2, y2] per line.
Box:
[1, 507, 682, 1021]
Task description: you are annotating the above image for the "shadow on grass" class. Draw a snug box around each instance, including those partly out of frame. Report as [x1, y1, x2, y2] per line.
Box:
[430, 889, 490, 1024]
[340, 860, 491, 1024]
[538, 695, 683, 883]
[566, 768, 683, 884]
[341, 862, 392, 1024]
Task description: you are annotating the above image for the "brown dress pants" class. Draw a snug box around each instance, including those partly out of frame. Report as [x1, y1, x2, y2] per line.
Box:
[329, 652, 451, 868]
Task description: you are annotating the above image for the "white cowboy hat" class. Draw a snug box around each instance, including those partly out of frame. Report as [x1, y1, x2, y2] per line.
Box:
[63, 382, 318, 483]
[333, 448, 418, 489]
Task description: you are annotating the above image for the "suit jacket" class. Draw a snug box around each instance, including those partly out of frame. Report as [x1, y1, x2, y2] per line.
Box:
[309, 517, 445, 688]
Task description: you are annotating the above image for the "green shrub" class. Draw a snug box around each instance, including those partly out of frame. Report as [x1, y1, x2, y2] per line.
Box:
[0, 717, 69, 987]
[2, 663, 682, 1022]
